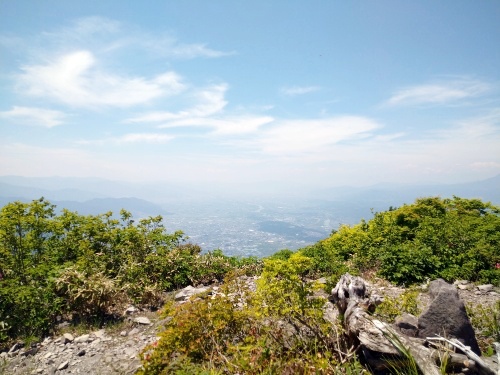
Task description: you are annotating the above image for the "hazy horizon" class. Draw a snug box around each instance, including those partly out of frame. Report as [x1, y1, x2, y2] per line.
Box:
[1, 2, 500, 192]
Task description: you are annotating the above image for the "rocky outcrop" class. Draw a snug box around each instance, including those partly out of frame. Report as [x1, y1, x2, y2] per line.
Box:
[331, 274, 498, 375]
[417, 278, 481, 355]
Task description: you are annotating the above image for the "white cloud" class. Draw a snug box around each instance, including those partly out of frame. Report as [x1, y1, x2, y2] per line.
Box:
[115, 133, 174, 144]
[163, 115, 275, 135]
[127, 83, 274, 135]
[17, 50, 185, 108]
[0, 106, 66, 127]
[281, 86, 320, 96]
[256, 116, 380, 155]
[34, 16, 233, 60]
[386, 79, 490, 106]
[128, 84, 228, 123]
[153, 40, 235, 59]
[77, 133, 174, 145]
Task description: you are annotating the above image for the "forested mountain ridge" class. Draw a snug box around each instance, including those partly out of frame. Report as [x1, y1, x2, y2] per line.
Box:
[0, 196, 499, 373]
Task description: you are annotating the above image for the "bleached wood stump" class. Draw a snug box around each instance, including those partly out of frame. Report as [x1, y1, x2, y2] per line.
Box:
[330, 274, 499, 375]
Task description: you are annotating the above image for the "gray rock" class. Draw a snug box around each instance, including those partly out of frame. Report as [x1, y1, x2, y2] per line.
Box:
[57, 360, 69, 370]
[174, 285, 209, 301]
[20, 347, 38, 356]
[133, 316, 151, 325]
[63, 333, 74, 343]
[477, 284, 494, 292]
[417, 279, 481, 355]
[127, 328, 140, 336]
[92, 329, 106, 338]
[77, 349, 86, 356]
[74, 334, 90, 343]
[8, 342, 23, 353]
[125, 306, 139, 315]
[394, 313, 418, 336]
[120, 330, 128, 337]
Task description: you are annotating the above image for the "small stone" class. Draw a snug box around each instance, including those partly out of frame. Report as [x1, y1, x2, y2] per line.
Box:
[8, 342, 23, 353]
[133, 316, 151, 325]
[0, 352, 7, 359]
[128, 328, 140, 336]
[93, 329, 106, 338]
[74, 334, 90, 343]
[457, 284, 471, 290]
[124, 306, 139, 315]
[77, 349, 86, 356]
[120, 330, 128, 337]
[58, 361, 69, 371]
[44, 351, 54, 359]
[477, 284, 494, 292]
[36, 368, 44, 374]
[63, 333, 74, 343]
[21, 347, 38, 356]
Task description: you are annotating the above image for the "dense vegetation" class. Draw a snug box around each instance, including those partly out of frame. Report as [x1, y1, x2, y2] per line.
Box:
[301, 196, 500, 285]
[0, 198, 261, 348]
[1, 196, 499, 373]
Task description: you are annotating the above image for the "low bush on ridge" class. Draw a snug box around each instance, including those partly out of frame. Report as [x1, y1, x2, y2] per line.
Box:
[0, 198, 262, 347]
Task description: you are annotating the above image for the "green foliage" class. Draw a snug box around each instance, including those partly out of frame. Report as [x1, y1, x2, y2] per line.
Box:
[317, 196, 500, 286]
[374, 289, 421, 323]
[55, 267, 126, 320]
[0, 198, 260, 347]
[139, 258, 368, 374]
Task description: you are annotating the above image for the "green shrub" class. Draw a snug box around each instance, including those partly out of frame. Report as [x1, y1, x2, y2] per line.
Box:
[374, 288, 421, 323]
[55, 267, 126, 320]
[0, 279, 61, 345]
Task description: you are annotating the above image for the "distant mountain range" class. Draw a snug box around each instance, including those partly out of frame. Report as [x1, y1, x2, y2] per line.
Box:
[314, 174, 500, 206]
[0, 174, 499, 220]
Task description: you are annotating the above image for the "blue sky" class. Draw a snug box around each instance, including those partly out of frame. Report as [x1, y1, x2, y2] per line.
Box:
[1, 1, 499, 193]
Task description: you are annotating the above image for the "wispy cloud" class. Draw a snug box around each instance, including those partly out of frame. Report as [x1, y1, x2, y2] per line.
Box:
[281, 86, 320, 96]
[0, 106, 66, 127]
[77, 133, 174, 145]
[162, 115, 275, 135]
[115, 133, 174, 144]
[17, 50, 185, 108]
[127, 84, 228, 123]
[386, 79, 490, 106]
[34, 16, 234, 60]
[256, 116, 380, 155]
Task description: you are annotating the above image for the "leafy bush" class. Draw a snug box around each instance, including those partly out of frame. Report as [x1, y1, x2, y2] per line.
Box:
[0, 198, 260, 347]
[374, 288, 421, 322]
[318, 196, 500, 286]
[139, 256, 368, 374]
[55, 267, 127, 320]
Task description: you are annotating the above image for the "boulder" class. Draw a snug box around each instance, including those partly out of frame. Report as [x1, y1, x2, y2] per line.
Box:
[477, 284, 494, 292]
[417, 279, 481, 355]
[174, 285, 209, 302]
[133, 316, 151, 325]
[394, 313, 418, 337]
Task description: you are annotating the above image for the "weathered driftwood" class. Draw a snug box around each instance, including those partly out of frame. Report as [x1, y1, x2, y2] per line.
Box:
[427, 337, 497, 375]
[331, 273, 441, 375]
[330, 273, 499, 375]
